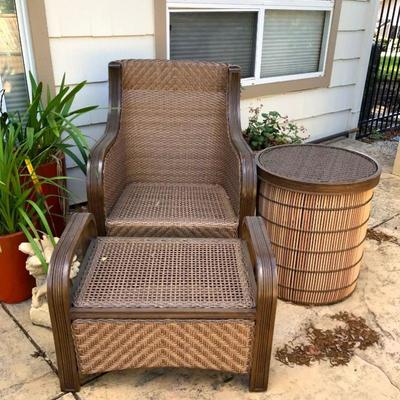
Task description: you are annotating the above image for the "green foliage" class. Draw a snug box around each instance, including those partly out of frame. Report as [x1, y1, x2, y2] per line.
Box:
[0, 122, 30, 235]
[1, 123, 50, 233]
[378, 52, 400, 81]
[19, 200, 56, 274]
[2, 73, 97, 174]
[244, 106, 309, 151]
[376, 38, 389, 53]
[0, 72, 86, 273]
[369, 129, 385, 141]
[0, 0, 15, 13]
[0, 122, 61, 272]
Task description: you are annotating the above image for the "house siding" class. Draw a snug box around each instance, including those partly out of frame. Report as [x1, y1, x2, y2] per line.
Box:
[43, 0, 378, 203]
[242, 0, 379, 141]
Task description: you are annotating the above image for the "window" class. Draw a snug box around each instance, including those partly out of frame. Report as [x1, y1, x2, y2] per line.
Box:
[170, 12, 257, 78]
[260, 10, 327, 79]
[165, 1, 336, 89]
[0, 0, 34, 115]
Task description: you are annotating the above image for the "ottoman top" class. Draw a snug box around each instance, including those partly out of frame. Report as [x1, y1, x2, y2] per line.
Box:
[256, 144, 381, 193]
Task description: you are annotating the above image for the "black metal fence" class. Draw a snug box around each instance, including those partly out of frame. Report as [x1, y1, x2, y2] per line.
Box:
[359, 0, 400, 138]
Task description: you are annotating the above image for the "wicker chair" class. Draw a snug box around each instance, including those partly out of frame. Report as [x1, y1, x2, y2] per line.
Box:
[48, 60, 277, 393]
[87, 59, 256, 238]
[48, 213, 277, 392]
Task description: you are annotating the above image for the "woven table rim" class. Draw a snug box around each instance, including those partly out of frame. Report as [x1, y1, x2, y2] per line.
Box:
[256, 144, 381, 193]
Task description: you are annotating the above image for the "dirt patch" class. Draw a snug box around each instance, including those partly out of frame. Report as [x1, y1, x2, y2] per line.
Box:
[361, 130, 400, 143]
[367, 228, 399, 245]
[275, 312, 380, 367]
[31, 349, 46, 359]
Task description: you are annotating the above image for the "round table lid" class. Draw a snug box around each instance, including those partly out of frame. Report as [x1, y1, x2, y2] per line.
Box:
[256, 144, 381, 193]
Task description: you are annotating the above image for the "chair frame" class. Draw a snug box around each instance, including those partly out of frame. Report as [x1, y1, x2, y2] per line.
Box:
[48, 213, 277, 392]
[87, 61, 257, 236]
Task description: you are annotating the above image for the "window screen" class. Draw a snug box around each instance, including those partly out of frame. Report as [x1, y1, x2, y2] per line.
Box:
[170, 12, 257, 78]
[261, 10, 326, 78]
[0, 0, 30, 115]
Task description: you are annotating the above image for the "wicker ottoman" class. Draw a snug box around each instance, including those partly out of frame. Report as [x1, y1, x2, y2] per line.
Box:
[256, 144, 381, 305]
[48, 213, 277, 392]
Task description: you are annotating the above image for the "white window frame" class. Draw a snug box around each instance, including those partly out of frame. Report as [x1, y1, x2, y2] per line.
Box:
[167, 0, 334, 87]
[0, 0, 36, 112]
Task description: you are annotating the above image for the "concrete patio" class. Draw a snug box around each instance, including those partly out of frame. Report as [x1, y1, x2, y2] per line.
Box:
[1, 138, 399, 400]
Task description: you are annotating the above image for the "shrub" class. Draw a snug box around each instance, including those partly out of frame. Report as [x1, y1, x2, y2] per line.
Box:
[244, 106, 309, 151]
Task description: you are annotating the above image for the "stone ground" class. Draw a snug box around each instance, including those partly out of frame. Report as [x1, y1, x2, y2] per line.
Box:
[1, 138, 399, 400]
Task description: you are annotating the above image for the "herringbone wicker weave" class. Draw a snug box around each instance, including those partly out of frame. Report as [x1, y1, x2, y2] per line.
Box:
[99, 59, 241, 238]
[71, 236, 257, 375]
[72, 319, 255, 375]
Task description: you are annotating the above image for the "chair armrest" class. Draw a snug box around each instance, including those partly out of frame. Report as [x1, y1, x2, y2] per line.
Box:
[242, 216, 277, 391]
[87, 109, 121, 235]
[242, 216, 277, 314]
[87, 61, 123, 235]
[47, 212, 97, 390]
[48, 213, 97, 314]
[228, 66, 257, 230]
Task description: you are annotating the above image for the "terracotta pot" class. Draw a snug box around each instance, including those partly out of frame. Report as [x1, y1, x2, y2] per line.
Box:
[0, 231, 35, 303]
[36, 155, 67, 237]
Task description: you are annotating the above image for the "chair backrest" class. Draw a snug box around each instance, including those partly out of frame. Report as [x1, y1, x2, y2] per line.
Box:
[117, 59, 232, 185]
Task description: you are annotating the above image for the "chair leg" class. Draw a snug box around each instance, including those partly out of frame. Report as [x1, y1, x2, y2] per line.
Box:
[58, 354, 81, 392]
[47, 213, 98, 392]
[249, 295, 276, 392]
[48, 277, 81, 392]
[242, 216, 277, 392]
[50, 314, 81, 392]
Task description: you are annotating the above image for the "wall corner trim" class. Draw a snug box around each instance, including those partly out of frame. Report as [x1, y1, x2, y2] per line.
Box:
[154, 0, 167, 59]
[25, 0, 56, 95]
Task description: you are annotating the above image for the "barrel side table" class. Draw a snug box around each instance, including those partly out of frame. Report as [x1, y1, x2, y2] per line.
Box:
[256, 144, 381, 305]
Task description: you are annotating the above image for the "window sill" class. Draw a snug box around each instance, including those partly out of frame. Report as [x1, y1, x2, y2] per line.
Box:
[242, 71, 324, 86]
[240, 72, 331, 99]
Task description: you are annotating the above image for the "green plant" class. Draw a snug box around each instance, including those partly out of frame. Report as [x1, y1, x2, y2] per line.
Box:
[0, 123, 61, 272]
[0, 0, 15, 13]
[244, 106, 309, 151]
[0, 123, 31, 235]
[378, 53, 400, 81]
[2, 73, 97, 174]
[18, 200, 56, 274]
[369, 129, 385, 141]
[376, 38, 389, 52]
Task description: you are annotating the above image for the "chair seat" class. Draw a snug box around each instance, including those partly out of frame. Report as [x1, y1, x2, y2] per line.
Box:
[105, 182, 239, 238]
[73, 237, 256, 310]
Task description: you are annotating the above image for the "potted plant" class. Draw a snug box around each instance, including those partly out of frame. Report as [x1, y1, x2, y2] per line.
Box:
[0, 122, 59, 303]
[1, 74, 97, 236]
[244, 106, 309, 151]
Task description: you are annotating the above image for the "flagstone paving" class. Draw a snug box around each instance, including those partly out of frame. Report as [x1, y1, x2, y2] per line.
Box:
[1, 138, 399, 400]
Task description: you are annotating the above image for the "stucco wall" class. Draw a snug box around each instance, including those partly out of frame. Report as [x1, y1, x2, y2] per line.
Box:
[43, 0, 379, 202]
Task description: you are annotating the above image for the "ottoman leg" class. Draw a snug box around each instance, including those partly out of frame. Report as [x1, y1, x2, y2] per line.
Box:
[249, 292, 276, 392]
[48, 213, 98, 392]
[48, 251, 81, 392]
[51, 317, 81, 392]
[242, 217, 277, 392]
